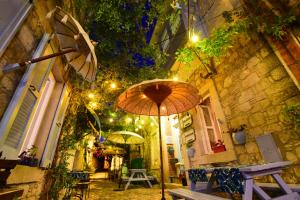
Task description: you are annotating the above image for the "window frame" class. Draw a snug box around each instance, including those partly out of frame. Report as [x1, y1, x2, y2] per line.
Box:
[0, 34, 51, 159]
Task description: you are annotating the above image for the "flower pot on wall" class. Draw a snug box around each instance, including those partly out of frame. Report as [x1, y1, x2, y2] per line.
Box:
[232, 130, 246, 145]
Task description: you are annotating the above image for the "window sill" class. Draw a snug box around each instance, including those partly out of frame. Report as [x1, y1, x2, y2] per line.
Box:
[198, 149, 237, 165]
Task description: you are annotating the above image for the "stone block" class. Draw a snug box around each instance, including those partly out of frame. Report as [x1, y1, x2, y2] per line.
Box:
[266, 105, 283, 117]
[239, 88, 255, 104]
[235, 145, 246, 154]
[245, 142, 259, 153]
[296, 147, 300, 159]
[239, 102, 252, 112]
[264, 123, 282, 133]
[239, 153, 250, 164]
[240, 68, 251, 80]
[242, 73, 260, 89]
[223, 77, 232, 88]
[270, 67, 287, 81]
[265, 77, 295, 96]
[294, 166, 300, 178]
[17, 24, 35, 52]
[246, 56, 260, 68]
[249, 112, 265, 127]
[285, 152, 299, 164]
[255, 78, 272, 91]
[219, 88, 228, 98]
[258, 47, 270, 59]
[285, 95, 300, 106]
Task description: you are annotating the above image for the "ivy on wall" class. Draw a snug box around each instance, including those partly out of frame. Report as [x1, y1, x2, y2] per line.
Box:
[175, 3, 296, 66]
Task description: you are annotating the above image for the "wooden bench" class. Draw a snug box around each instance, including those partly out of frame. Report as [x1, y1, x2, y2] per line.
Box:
[169, 188, 229, 200]
[257, 182, 300, 193]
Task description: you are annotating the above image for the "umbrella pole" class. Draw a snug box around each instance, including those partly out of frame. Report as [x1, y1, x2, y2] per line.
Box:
[157, 103, 166, 200]
[3, 48, 77, 73]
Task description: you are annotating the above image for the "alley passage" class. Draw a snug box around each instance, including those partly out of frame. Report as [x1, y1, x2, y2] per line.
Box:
[82, 179, 172, 200]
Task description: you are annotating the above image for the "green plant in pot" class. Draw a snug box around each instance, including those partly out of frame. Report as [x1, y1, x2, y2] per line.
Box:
[19, 145, 39, 167]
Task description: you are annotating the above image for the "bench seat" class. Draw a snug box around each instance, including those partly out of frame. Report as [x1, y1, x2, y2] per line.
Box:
[256, 182, 300, 192]
[169, 188, 229, 200]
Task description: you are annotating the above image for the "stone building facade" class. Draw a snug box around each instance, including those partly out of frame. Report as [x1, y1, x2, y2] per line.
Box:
[177, 31, 300, 183]
[0, 1, 71, 199]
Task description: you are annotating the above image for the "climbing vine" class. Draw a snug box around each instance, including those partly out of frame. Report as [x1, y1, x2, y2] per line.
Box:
[175, 3, 296, 65]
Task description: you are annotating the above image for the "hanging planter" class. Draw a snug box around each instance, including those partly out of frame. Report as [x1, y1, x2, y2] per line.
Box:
[187, 147, 195, 158]
[228, 124, 247, 145]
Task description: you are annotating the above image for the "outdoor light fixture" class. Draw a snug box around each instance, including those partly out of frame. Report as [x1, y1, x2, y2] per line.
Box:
[88, 93, 94, 98]
[190, 33, 199, 43]
[109, 118, 114, 123]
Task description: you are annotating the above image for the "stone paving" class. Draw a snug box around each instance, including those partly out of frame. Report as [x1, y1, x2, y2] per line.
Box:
[86, 179, 173, 200]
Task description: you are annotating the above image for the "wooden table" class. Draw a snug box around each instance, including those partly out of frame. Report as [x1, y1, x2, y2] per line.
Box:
[239, 161, 300, 200]
[190, 161, 300, 200]
[124, 169, 152, 190]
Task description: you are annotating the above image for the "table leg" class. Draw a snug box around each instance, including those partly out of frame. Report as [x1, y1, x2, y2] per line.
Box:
[272, 173, 293, 194]
[142, 172, 152, 188]
[125, 172, 135, 190]
[242, 179, 253, 200]
[253, 184, 271, 200]
[206, 173, 216, 193]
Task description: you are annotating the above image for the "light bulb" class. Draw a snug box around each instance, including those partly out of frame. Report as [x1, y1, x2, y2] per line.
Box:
[110, 82, 117, 89]
[190, 34, 199, 43]
[88, 93, 94, 98]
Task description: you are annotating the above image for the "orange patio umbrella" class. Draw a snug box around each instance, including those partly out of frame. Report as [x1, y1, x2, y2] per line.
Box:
[116, 79, 200, 200]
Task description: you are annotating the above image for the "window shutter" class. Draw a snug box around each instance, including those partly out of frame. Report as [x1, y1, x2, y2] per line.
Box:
[5, 90, 36, 148]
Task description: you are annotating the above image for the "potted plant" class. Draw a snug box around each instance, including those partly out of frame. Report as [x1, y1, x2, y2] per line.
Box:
[19, 145, 39, 167]
[186, 142, 195, 158]
[211, 140, 226, 153]
[228, 124, 247, 145]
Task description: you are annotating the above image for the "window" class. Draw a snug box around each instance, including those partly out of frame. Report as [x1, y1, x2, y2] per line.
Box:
[0, 34, 52, 159]
[0, 0, 32, 57]
[197, 96, 224, 154]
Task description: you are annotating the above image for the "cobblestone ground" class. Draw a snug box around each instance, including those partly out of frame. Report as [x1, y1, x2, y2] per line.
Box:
[87, 179, 173, 200]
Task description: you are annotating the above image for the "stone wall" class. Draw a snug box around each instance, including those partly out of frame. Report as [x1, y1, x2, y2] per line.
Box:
[188, 33, 300, 183]
[0, 0, 54, 120]
[7, 165, 47, 200]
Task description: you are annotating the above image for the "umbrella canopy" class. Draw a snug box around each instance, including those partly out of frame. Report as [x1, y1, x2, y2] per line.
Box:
[47, 6, 97, 82]
[116, 79, 200, 200]
[3, 7, 97, 82]
[117, 79, 200, 116]
[107, 131, 144, 145]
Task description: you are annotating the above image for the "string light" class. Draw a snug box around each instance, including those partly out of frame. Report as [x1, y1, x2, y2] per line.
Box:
[173, 76, 178, 81]
[150, 122, 154, 126]
[135, 128, 139, 132]
[110, 82, 117, 89]
[88, 93, 94, 98]
[140, 119, 145, 124]
[126, 117, 132, 123]
[109, 118, 114, 123]
[91, 102, 97, 108]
